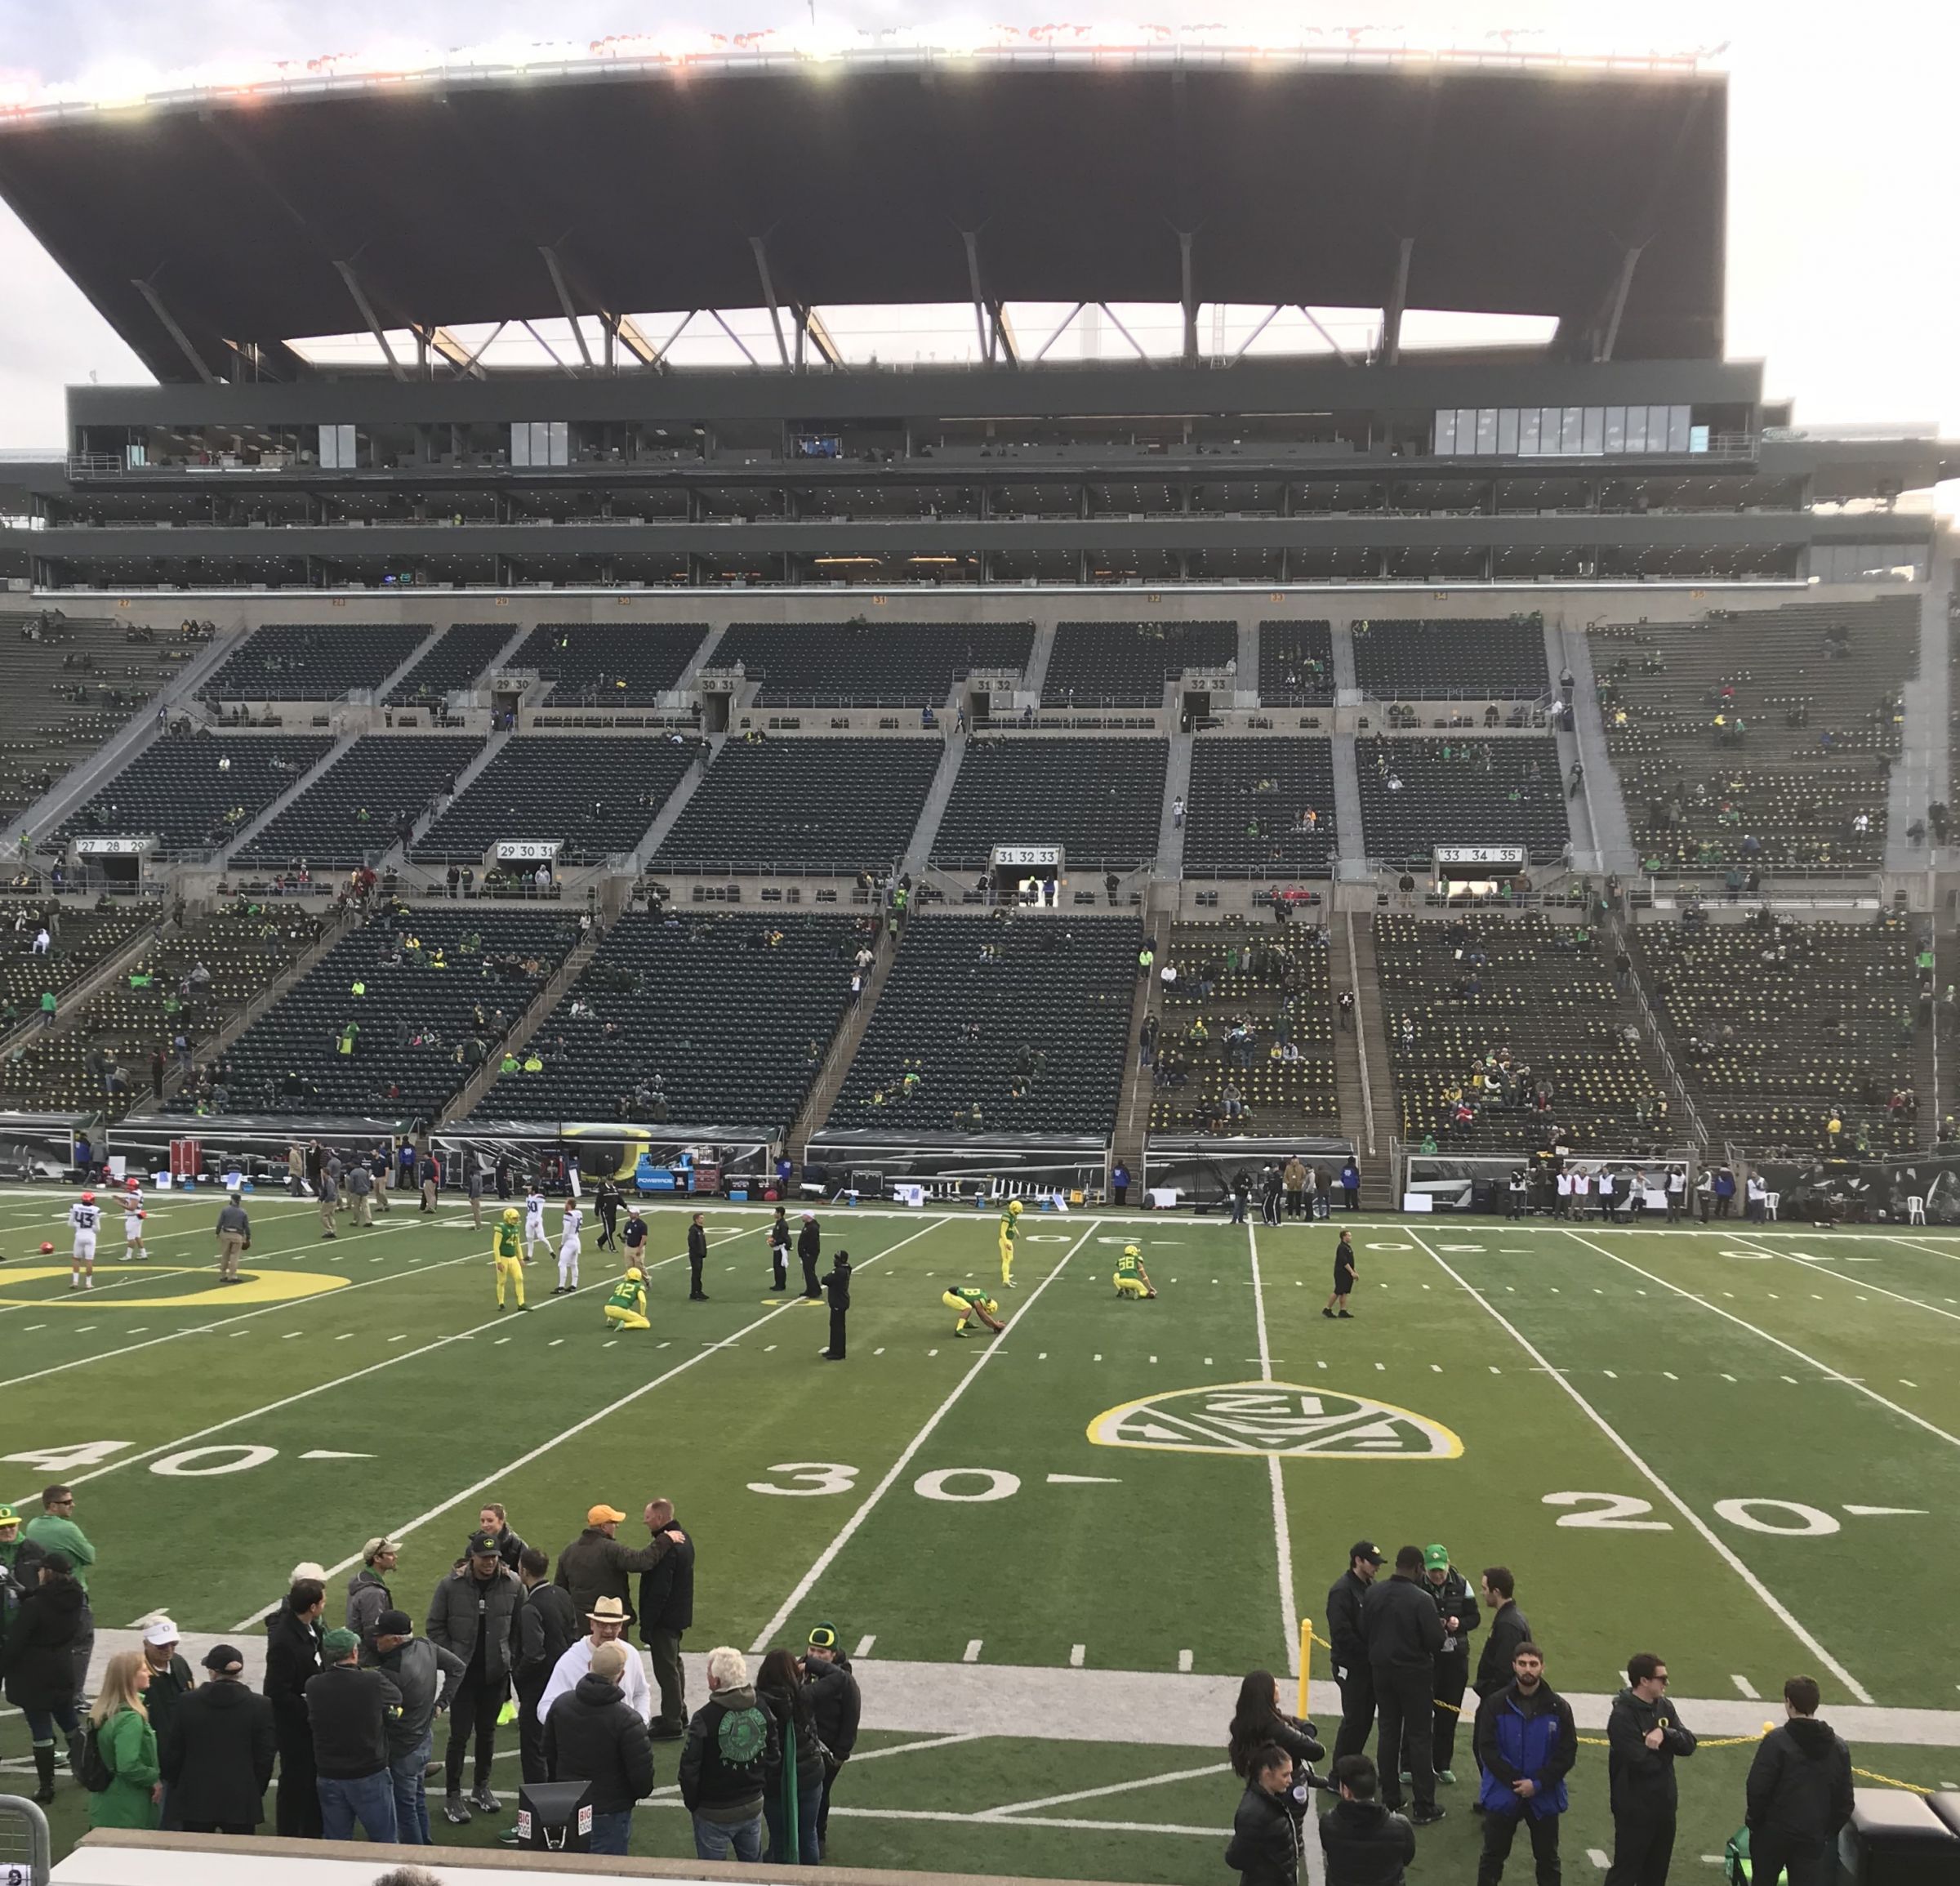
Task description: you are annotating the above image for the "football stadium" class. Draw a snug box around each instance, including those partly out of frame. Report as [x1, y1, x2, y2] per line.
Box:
[0, 27, 1957, 1886]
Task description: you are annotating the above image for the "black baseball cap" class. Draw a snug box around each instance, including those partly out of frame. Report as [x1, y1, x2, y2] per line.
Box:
[1349, 1540, 1385, 1564]
[466, 1530, 501, 1557]
[202, 1643, 245, 1673]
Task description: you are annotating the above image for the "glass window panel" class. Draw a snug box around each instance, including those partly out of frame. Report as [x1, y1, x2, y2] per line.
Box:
[1457, 408, 1478, 453]
[1583, 408, 1605, 453]
[1434, 409, 1455, 454]
[1604, 407, 1627, 453]
[1520, 408, 1542, 454]
[1646, 405, 1672, 452]
[1625, 405, 1647, 453]
[1497, 408, 1520, 454]
[1561, 407, 1584, 453]
[1668, 405, 1692, 453]
[1476, 408, 1499, 453]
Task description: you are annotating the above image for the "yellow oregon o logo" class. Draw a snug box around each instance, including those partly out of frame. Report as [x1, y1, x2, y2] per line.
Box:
[0, 1266, 348, 1309]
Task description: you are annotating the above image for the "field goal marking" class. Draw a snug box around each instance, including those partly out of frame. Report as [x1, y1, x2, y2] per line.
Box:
[1407, 1229, 1872, 1704]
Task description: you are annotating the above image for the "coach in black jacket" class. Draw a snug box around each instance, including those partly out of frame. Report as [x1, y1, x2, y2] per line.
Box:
[1475, 1567, 1531, 1709]
[161, 1644, 277, 1835]
[1420, 1545, 1481, 1781]
[1361, 1546, 1444, 1822]
[515, 1548, 580, 1783]
[639, 1500, 695, 1740]
[262, 1580, 325, 1839]
[545, 1643, 654, 1857]
[1744, 1678, 1851, 1886]
[1325, 1542, 1383, 1763]
[1606, 1652, 1696, 1886]
[1320, 1755, 1417, 1886]
[797, 1213, 822, 1299]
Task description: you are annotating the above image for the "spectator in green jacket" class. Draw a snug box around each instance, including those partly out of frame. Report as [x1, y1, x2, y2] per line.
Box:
[22, 1485, 94, 1698]
[88, 1651, 162, 1830]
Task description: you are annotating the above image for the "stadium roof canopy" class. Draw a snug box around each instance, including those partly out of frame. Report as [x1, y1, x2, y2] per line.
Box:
[0, 50, 1726, 385]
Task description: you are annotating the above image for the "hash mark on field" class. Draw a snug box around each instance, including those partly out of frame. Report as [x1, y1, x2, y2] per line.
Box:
[1780, 1375, 1797, 1384]
[1178, 1649, 1193, 1673]
[549, 1339, 564, 1347]
[853, 1635, 875, 1658]
[494, 1336, 511, 1345]
[1431, 1364, 1442, 1372]
[764, 1344, 777, 1353]
[1039, 1352, 1048, 1360]
[1490, 1365, 1501, 1373]
[1731, 1674, 1760, 1699]
[1901, 1379, 1919, 1388]
[874, 1347, 885, 1356]
[24, 1324, 44, 1331]
[1094, 1353, 1102, 1362]
[1150, 1355, 1158, 1364]
[127, 1326, 146, 1334]
[76, 1325, 95, 1332]
[1664, 1371, 1678, 1380]
[1374, 1362, 1384, 1371]
[336, 1332, 354, 1341]
[1722, 1372, 1737, 1382]
[1588, 1850, 1610, 1870]
[283, 1331, 303, 1340]
[962, 1639, 983, 1664]
[389, 1334, 408, 1343]
[1069, 1644, 1085, 1667]
[1603, 1370, 1617, 1379]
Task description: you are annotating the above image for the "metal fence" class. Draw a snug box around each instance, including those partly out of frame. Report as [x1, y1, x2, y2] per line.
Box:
[0, 1795, 51, 1886]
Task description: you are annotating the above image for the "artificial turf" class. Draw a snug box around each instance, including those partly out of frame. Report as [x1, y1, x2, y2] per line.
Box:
[2, 1189, 1956, 1875]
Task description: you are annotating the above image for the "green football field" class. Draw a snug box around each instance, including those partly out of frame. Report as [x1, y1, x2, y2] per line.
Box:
[2, 1188, 1957, 1876]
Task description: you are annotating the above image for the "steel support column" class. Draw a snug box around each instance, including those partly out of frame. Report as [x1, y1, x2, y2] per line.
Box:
[1178, 230, 1197, 367]
[1382, 236, 1414, 367]
[538, 247, 595, 369]
[749, 237, 791, 367]
[332, 260, 408, 381]
[129, 278, 218, 385]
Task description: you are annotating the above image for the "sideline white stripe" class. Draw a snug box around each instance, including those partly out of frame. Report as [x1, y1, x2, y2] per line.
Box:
[1249, 1222, 1300, 1678]
[982, 1759, 1235, 1819]
[1727, 1233, 1960, 1325]
[751, 1222, 1095, 1652]
[240, 1216, 955, 1632]
[1563, 1228, 1960, 1452]
[1409, 1229, 1872, 1704]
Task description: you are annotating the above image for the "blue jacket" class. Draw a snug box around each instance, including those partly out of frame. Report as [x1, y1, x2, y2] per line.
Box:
[1475, 1682, 1576, 1820]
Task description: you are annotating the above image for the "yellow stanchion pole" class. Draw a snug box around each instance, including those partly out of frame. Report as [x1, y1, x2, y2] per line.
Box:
[1297, 1617, 1313, 1721]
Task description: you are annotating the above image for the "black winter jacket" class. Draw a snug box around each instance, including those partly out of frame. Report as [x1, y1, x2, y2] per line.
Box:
[142, 1651, 197, 1750]
[1476, 1598, 1531, 1700]
[1226, 1781, 1302, 1886]
[158, 1677, 276, 1829]
[1423, 1567, 1481, 1659]
[758, 1674, 829, 1786]
[1325, 1571, 1372, 1679]
[545, 1671, 656, 1815]
[1744, 1717, 1853, 1840]
[1606, 1687, 1697, 1814]
[1, 1578, 85, 1711]
[261, 1605, 323, 1746]
[800, 1652, 861, 1760]
[368, 1637, 463, 1759]
[303, 1661, 402, 1780]
[1361, 1572, 1444, 1671]
[678, 1684, 781, 1817]
[516, 1581, 581, 1691]
[1318, 1796, 1417, 1886]
[638, 1527, 696, 1636]
[798, 1219, 821, 1260]
[1231, 1711, 1324, 1781]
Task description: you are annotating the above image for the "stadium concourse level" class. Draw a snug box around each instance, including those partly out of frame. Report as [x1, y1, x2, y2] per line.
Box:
[1149, 920, 1338, 1135]
[385, 621, 514, 710]
[929, 737, 1168, 873]
[1637, 909, 1921, 1154]
[484, 910, 866, 1130]
[0, 900, 313, 1117]
[715, 619, 1035, 707]
[1594, 598, 1917, 871]
[835, 913, 1139, 1134]
[653, 736, 942, 874]
[1043, 619, 1237, 707]
[0, 612, 194, 827]
[1352, 615, 1550, 700]
[410, 734, 703, 867]
[53, 730, 335, 854]
[1257, 619, 1336, 707]
[234, 734, 485, 870]
[169, 904, 577, 1117]
[1183, 736, 1338, 876]
[509, 622, 707, 705]
[1375, 912, 1666, 1153]
[1355, 733, 1569, 867]
[196, 622, 431, 703]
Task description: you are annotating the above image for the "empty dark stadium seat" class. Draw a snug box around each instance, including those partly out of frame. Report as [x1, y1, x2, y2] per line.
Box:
[55, 732, 336, 855]
[236, 736, 485, 869]
[1352, 617, 1548, 700]
[717, 621, 1034, 707]
[1184, 737, 1337, 876]
[509, 624, 708, 705]
[653, 738, 942, 874]
[835, 914, 1138, 1134]
[412, 736, 702, 865]
[930, 738, 1167, 872]
[198, 624, 433, 702]
[1356, 734, 1568, 867]
[1045, 621, 1238, 707]
[386, 622, 515, 709]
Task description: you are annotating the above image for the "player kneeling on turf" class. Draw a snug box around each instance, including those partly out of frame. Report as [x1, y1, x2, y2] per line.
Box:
[604, 1266, 649, 1331]
[943, 1284, 1004, 1337]
[1114, 1242, 1157, 1300]
[492, 1206, 528, 1313]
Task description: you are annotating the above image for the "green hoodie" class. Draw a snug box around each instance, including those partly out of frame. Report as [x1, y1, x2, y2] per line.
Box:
[22, 1513, 93, 1590]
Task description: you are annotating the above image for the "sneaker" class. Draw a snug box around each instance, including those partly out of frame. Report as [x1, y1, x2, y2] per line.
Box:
[689, 1292, 709, 1302]
[953, 1328, 968, 1338]
[1412, 1806, 1446, 1826]
[1005, 1277, 1016, 1287]
[443, 1794, 471, 1826]
[1437, 1770, 1457, 1785]
[498, 1826, 522, 1847]
[469, 1785, 501, 1814]
[1321, 1307, 1335, 1318]
[1400, 1772, 1411, 1784]
[1337, 1309, 1353, 1318]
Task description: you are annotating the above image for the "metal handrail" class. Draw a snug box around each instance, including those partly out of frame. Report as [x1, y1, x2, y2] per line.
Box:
[1344, 906, 1376, 1160]
[1612, 913, 1710, 1153]
[0, 1791, 52, 1884]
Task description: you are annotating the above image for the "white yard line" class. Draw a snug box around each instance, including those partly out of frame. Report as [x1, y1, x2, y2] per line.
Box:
[1729, 1233, 1960, 1326]
[1408, 1229, 1873, 1705]
[246, 1217, 951, 1634]
[1562, 1228, 1960, 1454]
[1249, 1220, 1301, 1677]
[750, 1220, 1094, 1653]
[982, 1759, 1236, 1819]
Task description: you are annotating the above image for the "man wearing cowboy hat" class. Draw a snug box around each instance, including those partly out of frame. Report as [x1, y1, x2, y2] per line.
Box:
[534, 1594, 653, 1727]
[554, 1503, 683, 1637]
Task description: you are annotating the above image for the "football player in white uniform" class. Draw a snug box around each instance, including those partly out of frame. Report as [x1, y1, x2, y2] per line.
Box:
[69, 1190, 100, 1291]
[121, 1176, 147, 1263]
[523, 1188, 550, 1265]
[556, 1200, 583, 1295]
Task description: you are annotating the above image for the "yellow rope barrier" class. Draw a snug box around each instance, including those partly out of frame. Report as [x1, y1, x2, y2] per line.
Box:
[1296, 1624, 1934, 1790]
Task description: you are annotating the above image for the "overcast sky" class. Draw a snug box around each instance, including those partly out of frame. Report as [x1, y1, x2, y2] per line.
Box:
[1, 0, 1953, 511]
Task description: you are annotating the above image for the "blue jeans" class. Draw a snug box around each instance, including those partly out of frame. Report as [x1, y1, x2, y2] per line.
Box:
[693, 1809, 764, 1862]
[765, 1774, 823, 1864]
[589, 1808, 634, 1855]
[389, 1734, 432, 1844]
[317, 1768, 398, 1843]
[23, 1702, 80, 1748]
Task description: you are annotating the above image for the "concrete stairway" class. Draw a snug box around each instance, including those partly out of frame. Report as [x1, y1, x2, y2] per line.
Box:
[223, 735, 359, 861]
[1556, 620, 1637, 876]
[1022, 623, 1058, 703]
[788, 924, 901, 1154]
[368, 630, 442, 707]
[1154, 728, 1192, 877]
[631, 742, 717, 867]
[1333, 911, 1399, 1206]
[1110, 916, 1166, 1189]
[902, 729, 967, 878]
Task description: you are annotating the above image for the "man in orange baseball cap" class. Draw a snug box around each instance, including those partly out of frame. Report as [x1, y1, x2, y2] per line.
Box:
[551, 1503, 685, 1634]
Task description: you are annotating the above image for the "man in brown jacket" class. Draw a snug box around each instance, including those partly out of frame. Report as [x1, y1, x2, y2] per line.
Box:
[553, 1504, 683, 1639]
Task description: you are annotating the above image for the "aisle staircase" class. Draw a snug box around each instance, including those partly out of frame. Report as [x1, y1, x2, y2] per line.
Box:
[1332, 911, 1399, 1206]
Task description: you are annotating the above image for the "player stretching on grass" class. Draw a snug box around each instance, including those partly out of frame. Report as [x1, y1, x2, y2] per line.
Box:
[492, 1206, 528, 1313]
[120, 1177, 147, 1264]
[942, 1284, 1004, 1338]
[69, 1190, 100, 1291]
[523, 1187, 550, 1266]
[604, 1266, 649, 1331]
[997, 1197, 1022, 1287]
[1114, 1242, 1157, 1300]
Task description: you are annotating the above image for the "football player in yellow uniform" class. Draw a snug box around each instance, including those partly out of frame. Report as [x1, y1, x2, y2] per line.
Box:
[604, 1266, 650, 1331]
[997, 1197, 1023, 1286]
[1114, 1242, 1157, 1300]
[942, 1284, 1004, 1337]
[492, 1206, 528, 1311]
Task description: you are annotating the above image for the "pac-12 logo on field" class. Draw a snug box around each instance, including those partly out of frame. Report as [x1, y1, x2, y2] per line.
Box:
[1086, 1384, 1462, 1460]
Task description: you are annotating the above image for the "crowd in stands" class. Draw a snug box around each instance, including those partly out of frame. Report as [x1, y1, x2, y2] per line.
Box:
[1183, 738, 1338, 876]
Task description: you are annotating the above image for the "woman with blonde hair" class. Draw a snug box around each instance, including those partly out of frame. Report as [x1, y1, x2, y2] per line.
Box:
[87, 1650, 161, 1829]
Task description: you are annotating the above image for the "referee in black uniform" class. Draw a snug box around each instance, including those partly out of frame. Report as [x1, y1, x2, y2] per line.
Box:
[820, 1250, 852, 1361]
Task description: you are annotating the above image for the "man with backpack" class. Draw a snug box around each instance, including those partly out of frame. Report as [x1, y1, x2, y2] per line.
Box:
[679, 1646, 781, 1862]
